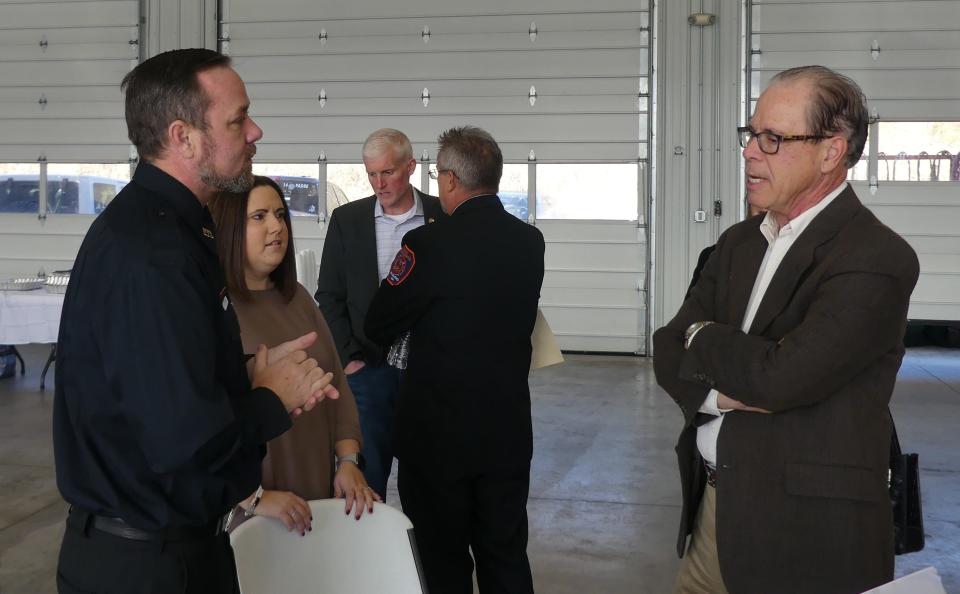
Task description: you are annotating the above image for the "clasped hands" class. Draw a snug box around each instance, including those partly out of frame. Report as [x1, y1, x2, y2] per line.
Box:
[251, 331, 340, 416]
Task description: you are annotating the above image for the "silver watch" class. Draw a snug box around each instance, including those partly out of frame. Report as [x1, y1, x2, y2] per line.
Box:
[335, 452, 362, 471]
[684, 321, 714, 350]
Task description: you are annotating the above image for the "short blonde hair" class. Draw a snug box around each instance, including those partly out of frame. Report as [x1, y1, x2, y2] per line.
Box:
[362, 128, 413, 162]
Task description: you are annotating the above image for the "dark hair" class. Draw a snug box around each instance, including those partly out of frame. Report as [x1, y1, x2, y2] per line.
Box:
[770, 65, 869, 168]
[121, 48, 232, 161]
[209, 175, 298, 303]
[436, 126, 503, 192]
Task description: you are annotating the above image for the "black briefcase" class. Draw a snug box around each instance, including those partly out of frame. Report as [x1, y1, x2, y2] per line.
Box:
[889, 416, 924, 555]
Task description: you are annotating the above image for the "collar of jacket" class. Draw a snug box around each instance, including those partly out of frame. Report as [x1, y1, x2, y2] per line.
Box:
[451, 193, 502, 216]
[133, 161, 209, 233]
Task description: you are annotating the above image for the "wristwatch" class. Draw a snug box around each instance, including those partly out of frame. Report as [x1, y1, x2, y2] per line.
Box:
[335, 452, 365, 471]
[684, 321, 714, 350]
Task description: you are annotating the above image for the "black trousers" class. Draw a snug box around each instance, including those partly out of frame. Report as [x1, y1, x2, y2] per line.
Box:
[57, 511, 240, 594]
[398, 460, 534, 594]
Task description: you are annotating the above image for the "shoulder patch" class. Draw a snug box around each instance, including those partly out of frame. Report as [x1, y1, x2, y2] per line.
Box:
[386, 245, 416, 286]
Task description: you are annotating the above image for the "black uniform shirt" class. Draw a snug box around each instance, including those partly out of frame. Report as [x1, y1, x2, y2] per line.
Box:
[53, 162, 291, 531]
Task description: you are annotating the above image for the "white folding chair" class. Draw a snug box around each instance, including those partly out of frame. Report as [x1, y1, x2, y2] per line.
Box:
[294, 249, 318, 296]
[230, 499, 426, 594]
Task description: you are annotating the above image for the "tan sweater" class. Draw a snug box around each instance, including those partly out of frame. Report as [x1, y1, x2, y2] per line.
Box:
[231, 284, 362, 500]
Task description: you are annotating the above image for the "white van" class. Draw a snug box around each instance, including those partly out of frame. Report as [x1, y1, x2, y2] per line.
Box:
[0, 174, 127, 215]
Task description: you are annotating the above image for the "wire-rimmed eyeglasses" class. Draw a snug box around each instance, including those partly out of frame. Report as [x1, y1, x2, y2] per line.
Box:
[427, 167, 452, 180]
[737, 126, 830, 155]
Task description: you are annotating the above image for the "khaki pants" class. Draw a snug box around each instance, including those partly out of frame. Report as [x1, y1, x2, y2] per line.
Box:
[673, 484, 729, 594]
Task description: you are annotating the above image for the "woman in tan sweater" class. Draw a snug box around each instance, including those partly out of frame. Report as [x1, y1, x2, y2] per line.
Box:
[210, 176, 379, 535]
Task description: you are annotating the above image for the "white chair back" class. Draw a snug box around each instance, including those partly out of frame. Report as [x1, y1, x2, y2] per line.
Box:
[230, 499, 426, 594]
[295, 249, 318, 296]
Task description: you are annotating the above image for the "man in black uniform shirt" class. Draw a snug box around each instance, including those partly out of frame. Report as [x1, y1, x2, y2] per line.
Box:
[365, 126, 545, 594]
[53, 49, 338, 594]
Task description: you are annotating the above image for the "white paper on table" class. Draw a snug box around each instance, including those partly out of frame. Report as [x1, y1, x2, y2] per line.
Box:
[862, 567, 946, 594]
[530, 308, 563, 371]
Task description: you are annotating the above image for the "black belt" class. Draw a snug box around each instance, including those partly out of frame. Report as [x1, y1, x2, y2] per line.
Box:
[68, 507, 229, 542]
[703, 460, 718, 488]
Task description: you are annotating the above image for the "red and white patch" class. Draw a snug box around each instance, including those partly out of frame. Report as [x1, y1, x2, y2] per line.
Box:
[386, 245, 416, 286]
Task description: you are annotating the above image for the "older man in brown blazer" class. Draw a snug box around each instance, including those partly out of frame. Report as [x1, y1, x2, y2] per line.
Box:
[654, 66, 919, 594]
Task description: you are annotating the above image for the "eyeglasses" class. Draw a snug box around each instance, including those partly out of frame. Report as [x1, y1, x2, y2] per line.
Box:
[737, 126, 830, 155]
[427, 167, 451, 180]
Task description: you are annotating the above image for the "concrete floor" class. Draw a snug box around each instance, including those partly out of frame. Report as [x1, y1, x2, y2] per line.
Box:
[0, 344, 957, 593]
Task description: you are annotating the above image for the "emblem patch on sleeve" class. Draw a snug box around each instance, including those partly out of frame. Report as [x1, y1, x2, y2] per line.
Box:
[387, 245, 416, 286]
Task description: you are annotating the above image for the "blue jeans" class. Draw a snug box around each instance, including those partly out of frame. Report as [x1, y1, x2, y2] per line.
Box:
[346, 362, 401, 499]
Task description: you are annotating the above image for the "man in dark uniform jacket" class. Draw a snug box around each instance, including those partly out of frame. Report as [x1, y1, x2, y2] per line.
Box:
[53, 49, 337, 594]
[366, 126, 545, 594]
[316, 128, 445, 498]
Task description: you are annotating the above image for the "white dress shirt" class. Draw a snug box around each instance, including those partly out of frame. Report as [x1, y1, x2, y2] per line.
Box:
[374, 190, 425, 282]
[696, 183, 848, 467]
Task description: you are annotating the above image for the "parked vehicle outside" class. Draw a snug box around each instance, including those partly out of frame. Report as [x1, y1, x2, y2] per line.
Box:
[0, 175, 126, 215]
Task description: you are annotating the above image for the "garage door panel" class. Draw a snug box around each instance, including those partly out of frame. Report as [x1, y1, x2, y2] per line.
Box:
[543, 270, 641, 290]
[915, 254, 960, 274]
[0, 60, 132, 87]
[538, 220, 644, 241]
[908, 302, 960, 321]
[752, 2, 956, 33]
[247, 78, 644, 100]
[1, 119, 128, 145]
[752, 30, 960, 53]
[554, 334, 641, 353]
[869, 205, 960, 236]
[752, 69, 960, 100]
[540, 287, 642, 308]
[226, 1, 647, 23]
[899, 236, 960, 255]
[253, 141, 645, 163]
[911, 273, 960, 303]
[1, 101, 124, 119]
[235, 48, 643, 82]
[256, 114, 644, 144]
[0, 86, 121, 102]
[0, 1, 136, 29]
[0, 42, 136, 62]
[0, 144, 132, 162]
[225, 0, 650, 352]
[545, 242, 643, 271]
[229, 29, 646, 57]
[252, 95, 642, 117]
[540, 305, 642, 334]
[752, 49, 960, 71]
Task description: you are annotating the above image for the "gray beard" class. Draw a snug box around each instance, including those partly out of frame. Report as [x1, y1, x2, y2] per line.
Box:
[199, 133, 255, 193]
[199, 164, 254, 193]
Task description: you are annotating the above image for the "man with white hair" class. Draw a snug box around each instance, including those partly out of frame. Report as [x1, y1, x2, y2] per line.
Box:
[316, 128, 444, 498]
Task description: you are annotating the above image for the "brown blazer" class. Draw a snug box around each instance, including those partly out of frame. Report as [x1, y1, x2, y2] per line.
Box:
[653, 186, 919, 594]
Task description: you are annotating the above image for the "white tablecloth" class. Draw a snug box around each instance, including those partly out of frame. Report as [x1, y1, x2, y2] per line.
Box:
[0, 289, 65, 344]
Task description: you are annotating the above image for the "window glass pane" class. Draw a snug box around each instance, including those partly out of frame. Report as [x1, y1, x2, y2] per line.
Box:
[45, 164, 130, 215]
[253, 164, 321, 217]
[537, 164, 638, 220]
[427, 164, 528, 220]
[497, 165, 529, 220]
[0, 163, 41, 213]
[329, 164, 369, 202]
[847, 129, 870, 182]
[876, 122, 960, 182]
